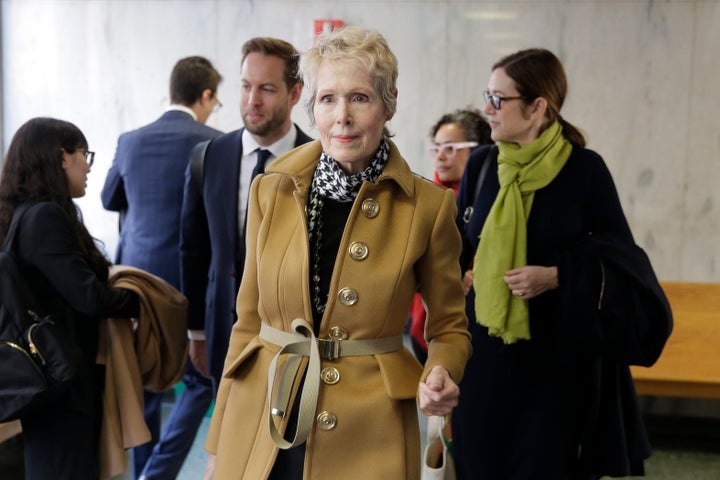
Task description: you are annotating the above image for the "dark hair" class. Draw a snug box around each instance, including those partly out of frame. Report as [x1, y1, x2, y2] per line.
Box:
[170, 56, 222, 105]
[493, 48, 586, 148]
[241, 37, 302, 90]
[0, 117, 110, 279]
[430, 108, 492, 147]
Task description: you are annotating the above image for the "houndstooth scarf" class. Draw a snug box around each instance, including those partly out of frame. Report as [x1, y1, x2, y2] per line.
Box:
[307, 140, 389, 235]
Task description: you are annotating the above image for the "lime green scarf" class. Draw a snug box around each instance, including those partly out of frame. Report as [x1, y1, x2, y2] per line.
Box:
[472, 121, 572, 343]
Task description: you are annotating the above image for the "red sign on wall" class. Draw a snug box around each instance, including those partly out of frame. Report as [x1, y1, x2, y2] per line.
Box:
[314, 19, 345, 36]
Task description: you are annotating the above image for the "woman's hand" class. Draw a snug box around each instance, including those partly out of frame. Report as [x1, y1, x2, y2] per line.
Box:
[204, 454, 216, 480]
[503, 265, 559, 300]
[462, 269, 474, 295]
[418, 366, 460, 417]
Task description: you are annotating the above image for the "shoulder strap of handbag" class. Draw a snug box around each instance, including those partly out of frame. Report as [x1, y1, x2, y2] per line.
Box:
[0, 203, 37, 331]
[189, 139, 211, 193]
[471, 145, 498, 202]
[2, 203, 34, 253]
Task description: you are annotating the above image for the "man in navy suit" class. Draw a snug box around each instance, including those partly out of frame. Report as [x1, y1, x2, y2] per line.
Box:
[181, 37, 312, 391]
[100, 56, 223, 480]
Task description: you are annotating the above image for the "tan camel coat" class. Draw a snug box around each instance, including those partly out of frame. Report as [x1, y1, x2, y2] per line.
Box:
[206, 140, 471, 479]
[98, 266, 188, 478]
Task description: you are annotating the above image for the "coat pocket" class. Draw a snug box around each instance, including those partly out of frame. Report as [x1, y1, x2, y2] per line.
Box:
[376, 349, 424, 399]
[223, 337, 263, 378]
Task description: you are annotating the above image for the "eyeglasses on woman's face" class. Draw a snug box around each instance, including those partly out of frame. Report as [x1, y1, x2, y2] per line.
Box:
[83, 150, 95, 167]
[482, 90, 523, 110]
[428, 141, 479, 157]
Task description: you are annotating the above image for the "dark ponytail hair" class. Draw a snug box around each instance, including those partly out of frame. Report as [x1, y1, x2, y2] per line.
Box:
[493, 48, 586, 148]
[0, 117, 110, 280]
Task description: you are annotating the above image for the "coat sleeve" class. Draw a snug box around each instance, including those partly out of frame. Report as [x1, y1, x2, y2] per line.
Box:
[180, 157, 212, 331]
[101, 137, 128, 212]
[205, 173, 264, 453]
[416, 186, 472, 384]
[18, 202, 138, 318]
[582, 151, 633, 239]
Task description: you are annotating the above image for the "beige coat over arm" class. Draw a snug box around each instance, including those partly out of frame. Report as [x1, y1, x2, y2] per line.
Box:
[206, 140, 471, 480]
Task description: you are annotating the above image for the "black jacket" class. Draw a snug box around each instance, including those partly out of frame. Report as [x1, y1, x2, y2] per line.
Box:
[557, 232, 673, 477]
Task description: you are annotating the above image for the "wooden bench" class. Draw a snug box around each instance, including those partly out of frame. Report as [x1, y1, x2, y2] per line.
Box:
[630, 281, 720, 399]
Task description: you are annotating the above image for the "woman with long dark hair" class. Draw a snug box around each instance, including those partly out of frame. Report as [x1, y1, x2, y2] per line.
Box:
[0, 117, 139, 479]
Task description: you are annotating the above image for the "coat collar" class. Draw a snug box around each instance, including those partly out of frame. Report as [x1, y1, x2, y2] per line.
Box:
[267, 139, 415, 197]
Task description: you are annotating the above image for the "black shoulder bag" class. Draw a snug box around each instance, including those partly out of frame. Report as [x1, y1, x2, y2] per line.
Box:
[0, 204, 81, 422]
[189, 139, 211, 193]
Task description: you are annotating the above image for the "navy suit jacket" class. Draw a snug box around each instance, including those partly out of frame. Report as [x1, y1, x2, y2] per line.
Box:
[180, 125, 312, 382]
[101, 110, 223, 289]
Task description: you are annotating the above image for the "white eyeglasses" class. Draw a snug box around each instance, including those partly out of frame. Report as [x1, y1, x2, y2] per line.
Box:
[428, 141, 479, 157]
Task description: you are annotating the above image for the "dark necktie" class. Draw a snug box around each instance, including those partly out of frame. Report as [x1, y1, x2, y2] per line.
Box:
[251, 148, 272, 179]
[241, 148, 273, 248]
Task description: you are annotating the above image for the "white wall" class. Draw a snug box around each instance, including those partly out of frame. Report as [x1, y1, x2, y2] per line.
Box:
[2, 0, 719, 281]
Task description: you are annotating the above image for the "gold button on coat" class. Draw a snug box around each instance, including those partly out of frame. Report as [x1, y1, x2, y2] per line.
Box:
[348, 241, 369, 261]
[328, 326, 349, 341]
[361, 198, 380, 218]
[317, 411, 337, 430]
[337, 287, 358, 306]
[320, 366, 340, 385]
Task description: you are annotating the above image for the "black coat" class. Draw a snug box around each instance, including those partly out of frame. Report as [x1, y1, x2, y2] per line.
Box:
[452, 145, 671, 479]
[13, 201, 139, 479]
[16, 203, 139, 376]
[557, 232, 672, 476]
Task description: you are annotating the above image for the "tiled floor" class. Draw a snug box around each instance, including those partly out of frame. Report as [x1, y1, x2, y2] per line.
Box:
[170, 406, 720, 480]
[2, 406, 719, 479]
[170, 416, 720, 480]
[3, 353, 720, 480]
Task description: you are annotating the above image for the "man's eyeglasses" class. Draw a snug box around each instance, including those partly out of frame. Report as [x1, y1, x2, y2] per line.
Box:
[213, 98, 223, 113]
[84, 150, 95, 167]
[428, 141, 479, 157]
[482, 90, 524, 110]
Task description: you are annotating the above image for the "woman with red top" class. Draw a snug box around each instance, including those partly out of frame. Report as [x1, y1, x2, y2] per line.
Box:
[409, 108, 491, 363]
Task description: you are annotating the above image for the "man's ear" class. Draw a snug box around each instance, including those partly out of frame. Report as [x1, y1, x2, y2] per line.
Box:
[201, 88, 214, 105]
[288, 83, 303, 107]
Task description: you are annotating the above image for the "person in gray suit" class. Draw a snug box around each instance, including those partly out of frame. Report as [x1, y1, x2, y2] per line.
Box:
[100, 55, 223, 480]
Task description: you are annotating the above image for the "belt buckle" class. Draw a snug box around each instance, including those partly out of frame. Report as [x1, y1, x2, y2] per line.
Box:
[320, 339, 341, 359]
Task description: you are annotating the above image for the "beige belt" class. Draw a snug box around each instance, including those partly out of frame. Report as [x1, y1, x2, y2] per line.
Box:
[259, 318, 404, 449]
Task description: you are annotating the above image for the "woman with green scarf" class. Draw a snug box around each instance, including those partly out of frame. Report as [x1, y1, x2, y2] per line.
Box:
[451, 49, 669, 479]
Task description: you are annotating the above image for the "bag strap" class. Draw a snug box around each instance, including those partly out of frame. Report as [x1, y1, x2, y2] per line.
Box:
[189, 139, 211, 193]
[3, 203, 34, 253]
[471, 145, 497, 202]
[0, 203, 37, 330]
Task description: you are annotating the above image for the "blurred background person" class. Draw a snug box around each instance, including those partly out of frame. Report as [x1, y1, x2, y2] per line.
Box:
[180, 37, 312, 395]
[408, 107, 491, 364]
[101, 55, 223, 480]
[204, 26, 471, 480]
[452, 48, 670, 479]
[0, 117, 139, 479]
